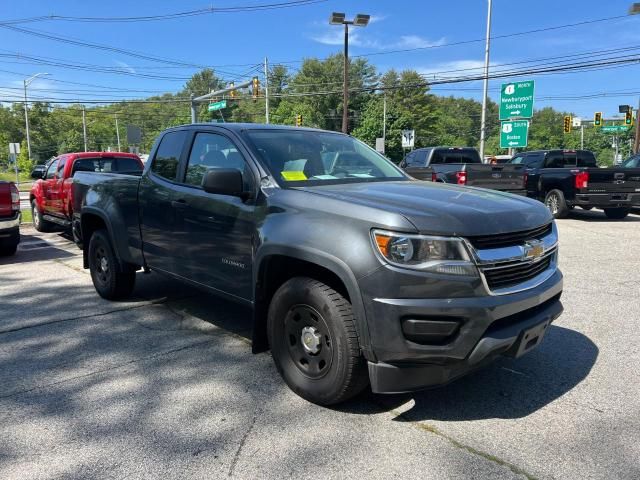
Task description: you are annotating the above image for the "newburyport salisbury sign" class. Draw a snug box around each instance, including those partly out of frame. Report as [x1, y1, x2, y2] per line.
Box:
[500, 81, 535, 120]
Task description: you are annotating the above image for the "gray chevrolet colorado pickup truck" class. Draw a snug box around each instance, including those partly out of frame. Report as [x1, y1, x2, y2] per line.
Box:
[73, 124, 564, 405]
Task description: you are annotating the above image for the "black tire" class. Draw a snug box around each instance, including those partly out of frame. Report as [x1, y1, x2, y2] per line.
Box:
[581, 206, 593, 211]
[544, 189, 570, 219]
[603, 207, 629, 220]
[267, 277, 368, 405]
[88, 229, 136, 300]
[0, 244, 17, 257]
[31, 200, 53, 232]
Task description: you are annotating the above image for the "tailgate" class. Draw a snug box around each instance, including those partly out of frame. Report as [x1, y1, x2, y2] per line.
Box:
[465, 164, 525, 191]
[586, 168, 640, 194]
[0, 182, 12, 218]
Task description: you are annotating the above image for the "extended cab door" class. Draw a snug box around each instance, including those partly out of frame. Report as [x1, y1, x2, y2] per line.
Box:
[402, 150, 430, 180]
[139, 129, 190, 275]
[40, 157, 59, 214]
[172, 130, 256, 300]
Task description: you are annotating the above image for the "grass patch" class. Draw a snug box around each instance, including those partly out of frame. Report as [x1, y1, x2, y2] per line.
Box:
[0, 171, 31, 183]
[20, 208, 33, 225]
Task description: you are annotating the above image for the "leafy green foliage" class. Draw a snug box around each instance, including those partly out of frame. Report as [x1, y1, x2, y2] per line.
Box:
[0, 58, 634, 171]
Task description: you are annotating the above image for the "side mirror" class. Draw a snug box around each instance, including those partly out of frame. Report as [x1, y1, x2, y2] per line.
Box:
[30, 170, 44, 179]
[202, 168, 244, 197]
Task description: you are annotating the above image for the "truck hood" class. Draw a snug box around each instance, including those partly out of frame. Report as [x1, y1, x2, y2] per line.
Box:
[299, 181, 552, 236]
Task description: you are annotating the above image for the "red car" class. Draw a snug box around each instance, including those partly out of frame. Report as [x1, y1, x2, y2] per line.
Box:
[30, 152, 143, 232]
[0, 181, 20, 256]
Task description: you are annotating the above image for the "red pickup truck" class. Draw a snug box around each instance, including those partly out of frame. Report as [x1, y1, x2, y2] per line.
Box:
[30, 152, 143, 232]
[0, 181, 20, 256]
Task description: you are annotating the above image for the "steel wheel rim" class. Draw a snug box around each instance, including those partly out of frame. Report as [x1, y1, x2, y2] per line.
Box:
[284, 305, 334, 379]
[32, 206, 39, 228]
[93, 245, 110, 286]
[546, 193, 559, 215]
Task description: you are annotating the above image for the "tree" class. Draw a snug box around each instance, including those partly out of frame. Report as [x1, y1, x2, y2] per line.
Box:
[16, 140, 32, 173]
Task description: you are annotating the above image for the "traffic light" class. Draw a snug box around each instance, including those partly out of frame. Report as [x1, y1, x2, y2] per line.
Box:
[625, 108, 633, 126]
[252, 77, 260, 100]
[229, 82, 236, 99]
[563, 116, 572, 134]
[594, 112, 602, 127]
[295, 114, 302, 126]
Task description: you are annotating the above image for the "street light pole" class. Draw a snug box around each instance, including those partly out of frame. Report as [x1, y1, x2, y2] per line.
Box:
[23, 72, 49, 161]
[479, 0, 493, 159]
[330, 12, 370, 134]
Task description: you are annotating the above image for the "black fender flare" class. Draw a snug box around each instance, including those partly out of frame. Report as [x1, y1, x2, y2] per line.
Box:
[252, 244, 375, 361]
[80, 207, 125, 270]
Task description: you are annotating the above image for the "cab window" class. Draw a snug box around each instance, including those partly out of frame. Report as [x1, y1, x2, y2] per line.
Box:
[45, 159, 59, 179]
[184, 132, 252, 189]
[56, 157, 67, 178]
[151, 130, 188, 181]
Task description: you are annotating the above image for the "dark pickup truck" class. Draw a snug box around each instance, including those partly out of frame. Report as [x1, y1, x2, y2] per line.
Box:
[400, 147, 526, 194]
[73, 124, 563, 405]
[510, 149, 640, 219]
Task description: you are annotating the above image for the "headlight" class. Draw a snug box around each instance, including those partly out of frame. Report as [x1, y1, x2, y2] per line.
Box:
[372, 229, 478, 276]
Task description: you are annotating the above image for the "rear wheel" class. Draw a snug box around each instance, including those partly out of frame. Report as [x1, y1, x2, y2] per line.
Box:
[32, 200, 53, 232]
[267, 277, 368, 405]
[88, 229, 136, 300]
[603, 207, 629, 220]
[544, 189, 570, 219]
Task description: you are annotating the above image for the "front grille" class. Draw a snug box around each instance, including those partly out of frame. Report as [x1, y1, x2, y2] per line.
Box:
[481, 251, 554, 290]
[468, 223, 552, 249]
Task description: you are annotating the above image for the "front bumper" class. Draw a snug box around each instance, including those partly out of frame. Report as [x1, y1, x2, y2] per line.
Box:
[0, 213, 20, 247]
[360, 267, 563, 394]
[573, 192, 640, 208]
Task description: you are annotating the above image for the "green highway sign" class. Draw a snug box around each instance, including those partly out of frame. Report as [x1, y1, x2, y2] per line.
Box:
[601, 125, 630, 133]
[500, 80, 535, 120]
[208, 100, 227, 111]
[500, 120, 529, 148]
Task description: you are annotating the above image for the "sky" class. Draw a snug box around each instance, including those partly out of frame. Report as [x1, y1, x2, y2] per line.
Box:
[1, 0, 640, 121]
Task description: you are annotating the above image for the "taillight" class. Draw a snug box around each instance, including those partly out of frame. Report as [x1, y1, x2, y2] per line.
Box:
[456, 171, 467, 185]
[431, 172, 437, 182]
[575, 171, 589, 189]
[9, 183, 19, 212]
[523, 172, 528, 188]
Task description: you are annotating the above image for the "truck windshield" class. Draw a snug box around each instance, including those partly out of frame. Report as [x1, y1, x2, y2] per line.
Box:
[243, 130, 407, 186]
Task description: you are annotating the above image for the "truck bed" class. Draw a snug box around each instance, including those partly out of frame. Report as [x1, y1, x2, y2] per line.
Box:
[409, 163, 526, 194]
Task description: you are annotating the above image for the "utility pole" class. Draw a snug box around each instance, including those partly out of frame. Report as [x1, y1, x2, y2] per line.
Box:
[580, 124, 584, 150]
[115, 114, 121, 152]
[634, 96, 640, 154]
[382, 92, 387, 145]
[82, 106, 88, 152]
[479, 0, 493, 159]
[264, 57, 270, 124]
[342, 22, 349, 133]
[23, 81, 32, 160]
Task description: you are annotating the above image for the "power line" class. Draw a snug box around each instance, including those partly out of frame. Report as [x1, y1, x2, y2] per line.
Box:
[0, 1, 327, 24]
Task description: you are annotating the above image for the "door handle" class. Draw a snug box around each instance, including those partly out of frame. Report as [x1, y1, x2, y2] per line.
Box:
[171, 199, 188, 209]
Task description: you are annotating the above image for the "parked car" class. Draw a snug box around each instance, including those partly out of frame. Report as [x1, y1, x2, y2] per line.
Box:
[400, 147, 526, 194]
[30, 152, 144, 233]
[509, 149, 640, 219]
[74, 124, 563, 405]
[0, 181, 20, 256]
[620, 154, 640, 168]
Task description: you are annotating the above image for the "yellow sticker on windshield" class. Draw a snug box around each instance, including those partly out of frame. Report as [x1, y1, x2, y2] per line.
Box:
[281, 170, 307, 181]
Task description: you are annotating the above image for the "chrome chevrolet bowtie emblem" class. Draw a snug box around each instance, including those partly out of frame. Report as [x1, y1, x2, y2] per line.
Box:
[523, 240, 544, 262]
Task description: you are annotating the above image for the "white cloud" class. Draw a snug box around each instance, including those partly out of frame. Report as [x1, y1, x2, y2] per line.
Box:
[418, 60, 490, 79]
[114, 60, 137, 74]
[395, 35, 446, 49]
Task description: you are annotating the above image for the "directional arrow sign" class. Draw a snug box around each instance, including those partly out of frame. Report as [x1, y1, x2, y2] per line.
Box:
[208, 100, 227, 111]
[601, 125, 630, 133]
[500, 80, 535, 120]
[500, 120, 529, 148]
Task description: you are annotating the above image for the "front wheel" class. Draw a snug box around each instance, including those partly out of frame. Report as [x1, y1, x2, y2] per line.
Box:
[544, 189, 570, 219]
[267, 277, 368, 405]
[88, 229, 136, 300]
[603, 208, 629, 220]
[32, 200, 53, 232]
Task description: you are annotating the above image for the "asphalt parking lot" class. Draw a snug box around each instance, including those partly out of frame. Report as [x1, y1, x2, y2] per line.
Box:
[1, 209, 639, 479]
